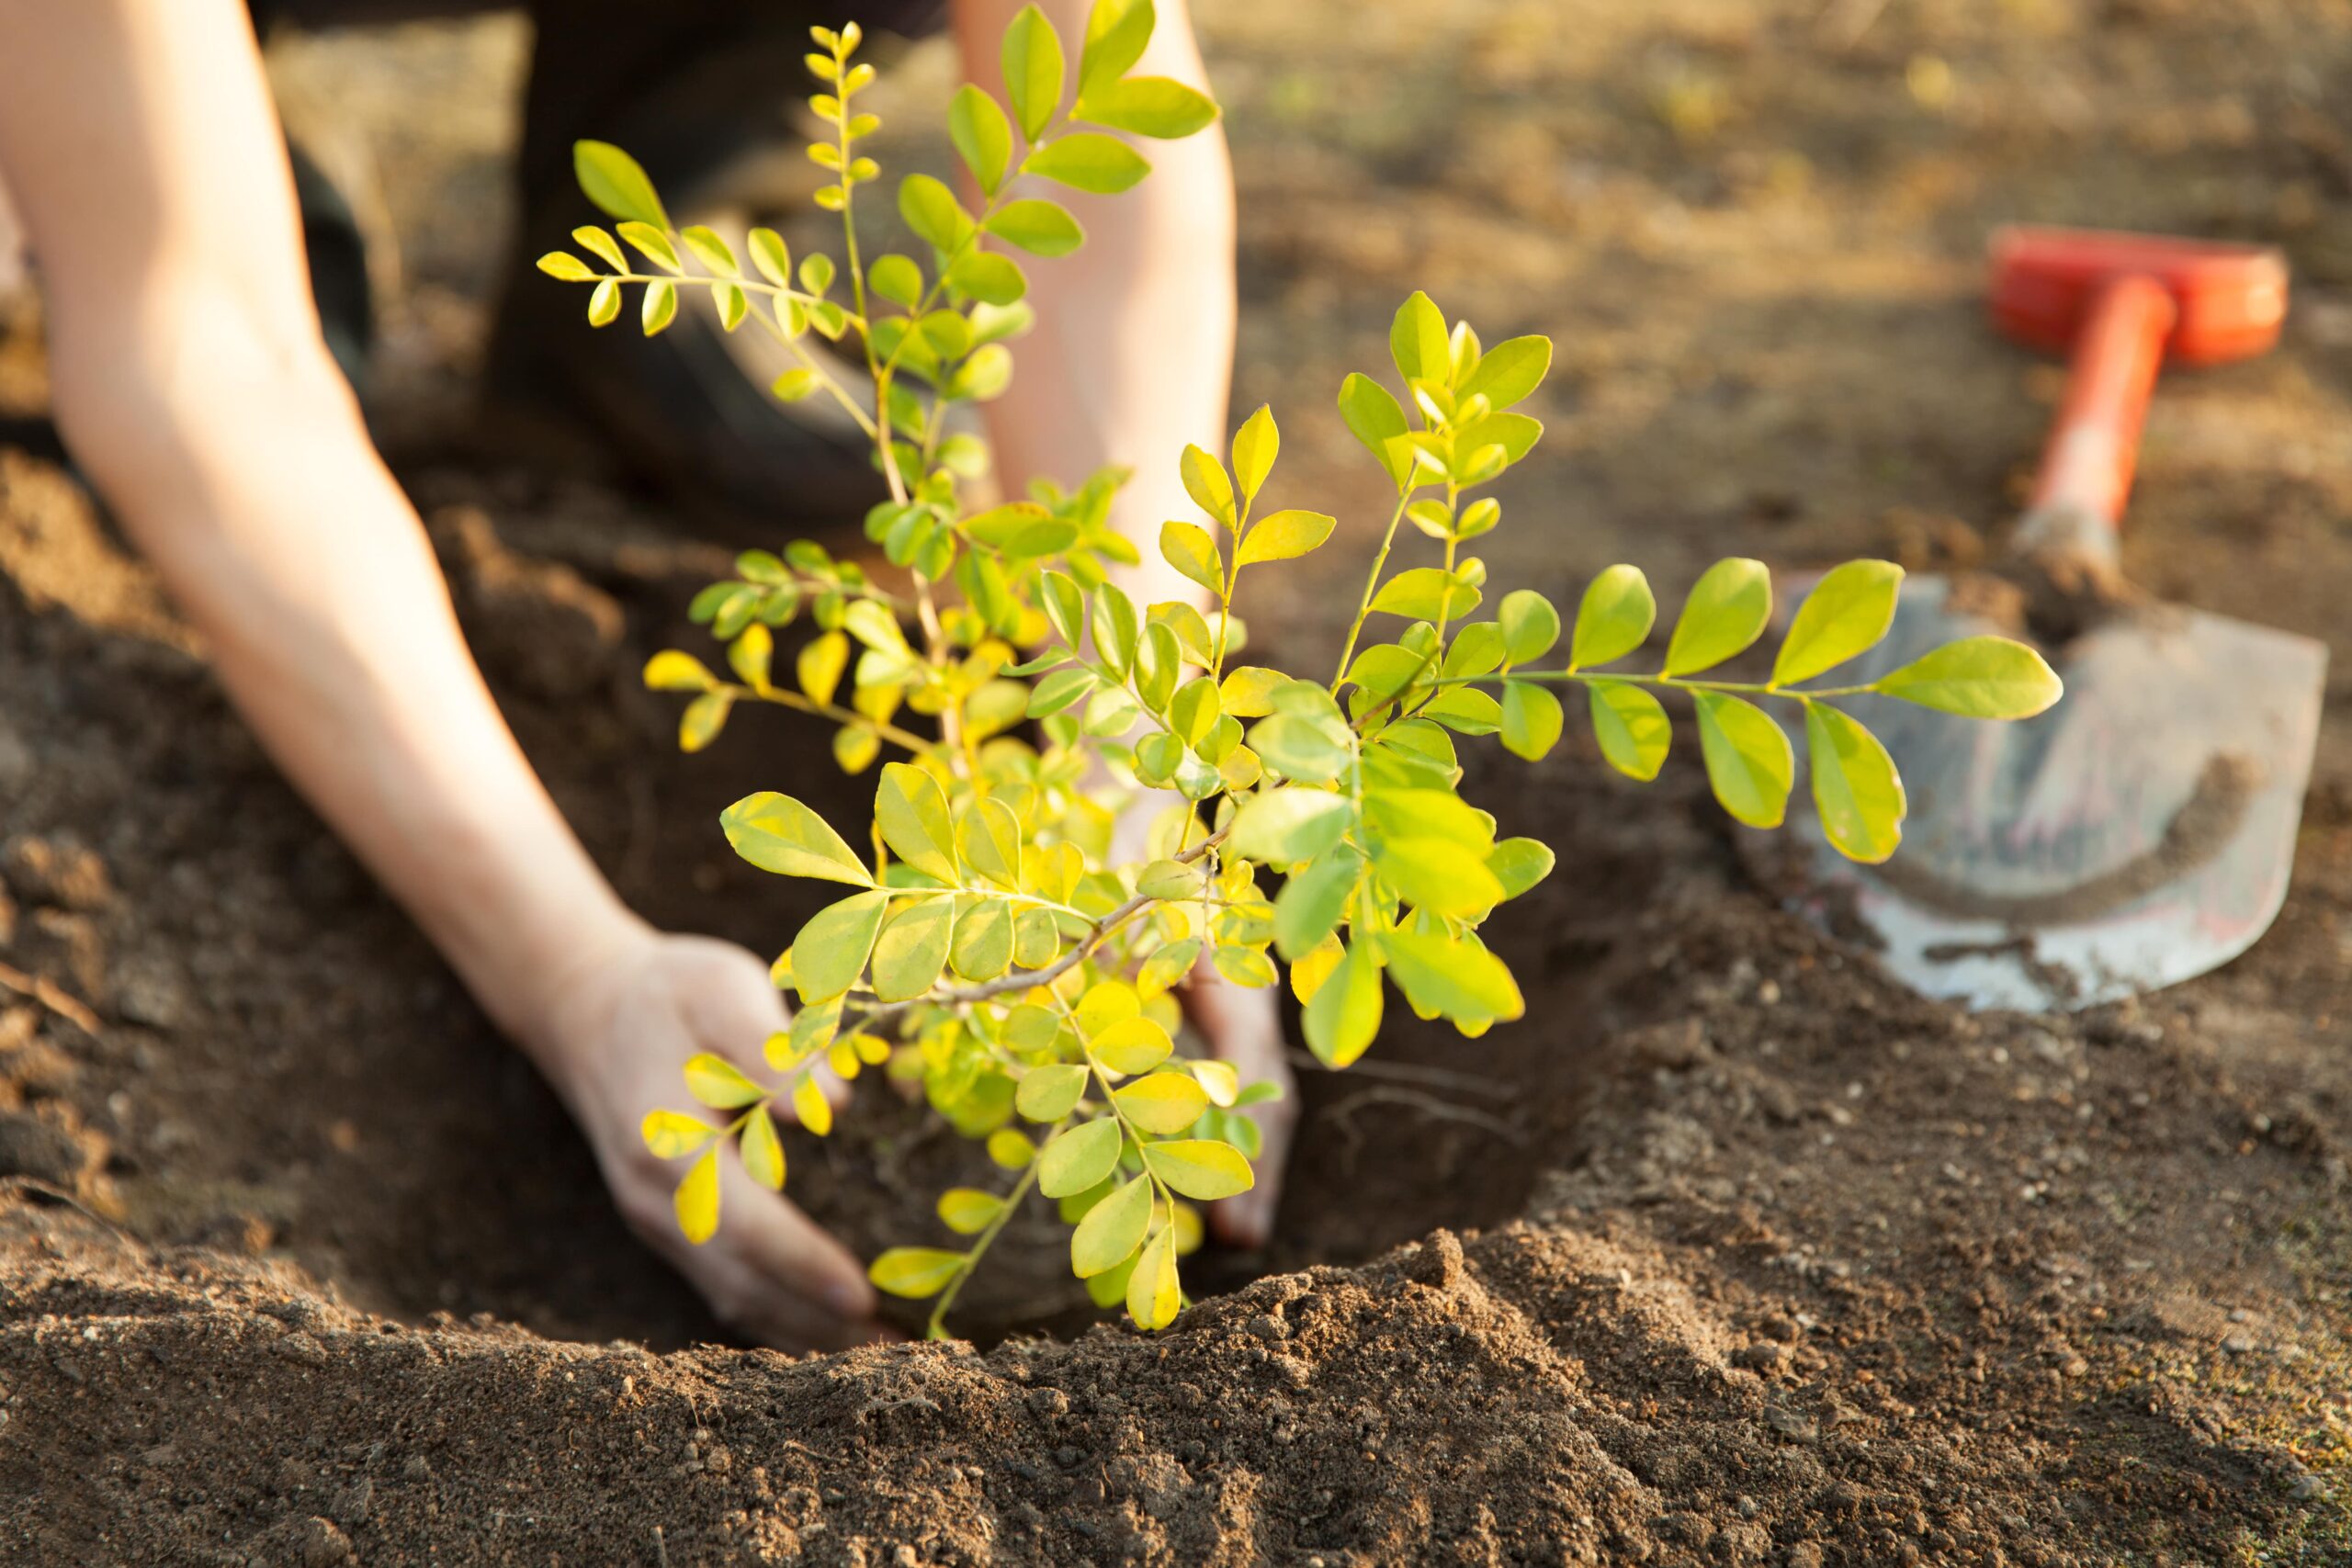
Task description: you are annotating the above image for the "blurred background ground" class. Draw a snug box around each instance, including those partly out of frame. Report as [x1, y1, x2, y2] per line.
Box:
[3, 1, 2351, 1562]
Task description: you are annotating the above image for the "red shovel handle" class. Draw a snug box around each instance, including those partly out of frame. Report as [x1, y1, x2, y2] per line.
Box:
[1990, 226, 2287, 573]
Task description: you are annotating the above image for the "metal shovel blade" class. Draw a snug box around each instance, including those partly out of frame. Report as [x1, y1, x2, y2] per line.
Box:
[1771, 578, 2326, 1010]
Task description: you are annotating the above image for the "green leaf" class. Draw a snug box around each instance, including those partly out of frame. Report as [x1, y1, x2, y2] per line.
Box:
[1664, 558, 1772, 676]
[1093, 581, 1142, 676]
[1389, 291, 1451, 387]
[1498, 589, 1561, 665]
[1571, 565, 1656, 669]
[1230, 403, 1278, 502]
[1339, 372, 1413, 491]
[1142, 1138, 1253, 1201]
[571, 225, 626, 270]
[1071, 1172, 1152, 1277]
[871, 897, 955, 1001]
[1303, 942, 1382, 1066]
[870, 1247, 965, 1299]
[1694, 691, 1794, 829]
[586, 278, 622, 326]
[869, 253, 922, 309]
[1159, 521, 1224, 592]
[1456, 333, 1551, 409]
[674, 1148, 721, 1243]
[1179, 443, 1237, 528]
[1487, 837, 1555, 900]
[573, 140, 669, 228]
[899, 174, 972, 254]
[1091, 1015, 1174, 1076]
[1027, 667, 1097, 718]
[989, 197, 1085, 257]
[1870, 636, 2064, 718]
[875, 762, 959, 882]
[947, 85, 1015, 195]
[949, 897, 1015, 981]
[1038, 1117, 1124, 1198]
[1500, 682, 1565, 761]
[1078, 75, 1217, 138]
[989, 1127, 1037, 1168]
[958, 796, 1024, 888]
[949, 251, 1028, 306]
[1382, 928, 1524, 1023]
[1126, 1219, 1181, 1328]
[537, 251, 596, 282]
[740, 1105, 786, 1190]
[1001, 4, 1067, 140]
[617, 220, 680, 273]
[790, 890, 889, 1003]
[1374, 836, 1503, 917]
[1250, 716, 1351, 784]
[1273, 845, 1363, 960]
[1114, 1071, 1210, 1134]
[1370, 567, 1477, 621]
[722, 793, 876, 885]
[1587, 680, 1670, 780]
[1018, 1063, 1090, 1122]
[1080, 0, 1154, 99]
[640, 1109, 718, 1159]
[798, 631, 849, 706]
[1773, 560, 1904, 686]
[1027, 131, 1150, 193]
[684, 1053, 764, 1109]
[938, 1188, 1005, 1235]
[1806, 703, 1906, 863]
[680, 225, 739, 276]
[1237, 509, 1334, 568]
[1013, 905, 1060, 968]
[772, 367, 819, 402]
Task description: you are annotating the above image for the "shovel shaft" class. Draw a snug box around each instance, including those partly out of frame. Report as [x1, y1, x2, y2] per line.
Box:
[2014, 275, 2175, 568]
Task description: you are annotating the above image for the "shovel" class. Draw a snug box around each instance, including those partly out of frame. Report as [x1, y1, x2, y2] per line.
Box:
[1775, 226, 2326, 1011]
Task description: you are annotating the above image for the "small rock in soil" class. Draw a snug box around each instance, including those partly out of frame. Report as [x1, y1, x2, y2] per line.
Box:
[2, 833, 113, 911]
[0, 1110, 84, 1185]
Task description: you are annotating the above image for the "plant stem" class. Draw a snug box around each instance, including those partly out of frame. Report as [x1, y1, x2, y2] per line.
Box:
[925, 1138, 1051, 1338]
[718, 682, 933, 753]
[1332, 492, 1413, 685]
[1432, 670, 1873, 701]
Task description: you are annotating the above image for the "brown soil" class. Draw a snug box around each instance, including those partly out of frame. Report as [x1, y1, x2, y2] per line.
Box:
[6, 0, 2352, 1562]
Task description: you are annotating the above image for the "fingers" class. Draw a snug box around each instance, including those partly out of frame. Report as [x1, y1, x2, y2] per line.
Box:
[669, 936, 854, 1115]
[1183, 972, 1298, 1249]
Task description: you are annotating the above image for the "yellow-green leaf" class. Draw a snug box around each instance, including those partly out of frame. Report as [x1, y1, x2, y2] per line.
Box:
[1017, 1062, 1089, 1122]
[1114, 1070, 1209, 1134]
[586, 278, 622, 326]
[1012, 906, 1060, 969]
[949, 897, 1015, 981]
[1141, 1138, 1253, 1201]
[937, 1188, 1003, 1235]
[1231, 404, 1278, 502]
[1374, 836, 1503, 918]
[1159, 521, 1223, 593]
[729, 622, 773, 689]
[684, 1053, 764, 1109]
[1383, 928, 1523, 1024]
[957, 796, 1024, 888]
[947, 83, 1014, 196]
[988, 197, 1084, 257]
[791, 1073, 834, 1137]
[679, 690, 730, 751]
[1126, 1219, 1181, 1328]
[798, 630, 850, 705]
[1091, 1015, 1174, 1076]
[1806, 703, 1907, 863]
[1001, 3, 1065, 141]
[1038, 1118, 1124, 1198]
[1498, 589, 1561, 666]
[1390, 290, 1451, 387]
[574, 140, 669, 229]
[1588, 680, 1670, 780]
[645, 649, 719, 692]
[673, 1148, 720, 1243]
[723, 792, 876, 885]
[740, 1104, 786, 1190]
[1071, 1173, 1151, 1278]
[871, 897, 955, 1001]
[1303, 942, 1382, 1066]
[1870, 636, 2064, 718]
[875, 762, 959, 883]
[1339, 372, 1414, 492]
[1774, 560, 1904, 686]
[789, 890, 888, 1003]
[1180, 443, 1236, 527]
[1078, 74, 1217, 139]
[1694, 691, 1794, 829]
[641, 279, 678, 335]
[1499, 681, 1564, 761]
[1456, 333, 1551, 410]
[748, 226, 791, 285]
[1026, 130, 1150, 193]
[537, 251, 596, 282]
[1236, 509, 1335, 568]
[870, 1247, 964, 1299]
[641, 1110, 718, 1159]
[1664, 558, 1771, 676]
[1571, 566, 1656, 670]
[988, 1127, 1036, 1169]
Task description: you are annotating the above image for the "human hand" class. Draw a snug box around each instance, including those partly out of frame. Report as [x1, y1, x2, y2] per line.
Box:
[527, 924, 888, 1350]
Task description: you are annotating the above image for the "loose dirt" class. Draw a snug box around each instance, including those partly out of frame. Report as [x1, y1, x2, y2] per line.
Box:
[4, 1, 2351, 1562]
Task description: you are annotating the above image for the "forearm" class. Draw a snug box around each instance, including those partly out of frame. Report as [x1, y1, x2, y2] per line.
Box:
[56, 318, 640, 1051]
[956, 0, 1237, 612]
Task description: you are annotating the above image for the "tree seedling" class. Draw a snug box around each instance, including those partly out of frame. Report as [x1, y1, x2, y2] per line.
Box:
[539, 2, 2060, 1337]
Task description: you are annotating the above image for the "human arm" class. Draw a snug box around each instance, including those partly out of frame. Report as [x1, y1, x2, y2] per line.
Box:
[0, 0, 879, 1347]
